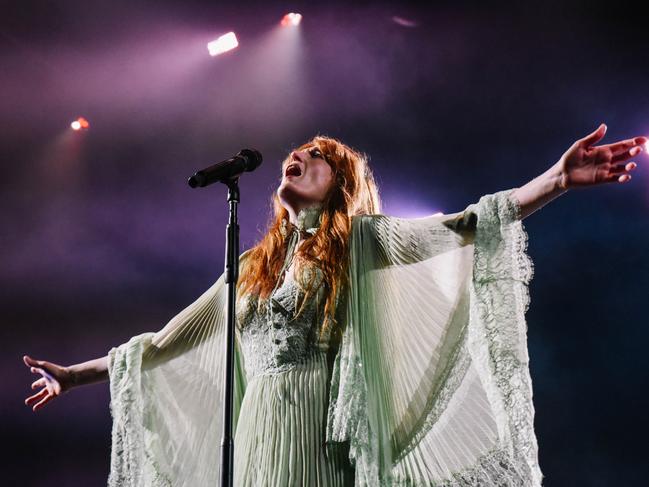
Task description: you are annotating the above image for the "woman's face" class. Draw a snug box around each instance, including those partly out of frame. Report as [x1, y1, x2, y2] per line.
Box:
[277, 144, 334, 217]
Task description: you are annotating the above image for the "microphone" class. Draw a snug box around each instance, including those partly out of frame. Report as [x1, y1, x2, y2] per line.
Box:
[188, 149, 263, 188]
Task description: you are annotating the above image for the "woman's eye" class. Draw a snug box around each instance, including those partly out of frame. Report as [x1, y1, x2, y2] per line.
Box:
[309, 149, 323, 158]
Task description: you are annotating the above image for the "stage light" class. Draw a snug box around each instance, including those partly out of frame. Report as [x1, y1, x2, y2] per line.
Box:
[391, 16, 418, 28]
[207, 32, 238, 56]
[70, 117, 89, 131]
[281, 13, 302, 27]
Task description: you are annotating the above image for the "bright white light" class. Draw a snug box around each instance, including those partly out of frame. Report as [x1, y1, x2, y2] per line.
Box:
[207, 32, 238, 56]
[70, 117, 89, 131]
[281, 13, 302, 27]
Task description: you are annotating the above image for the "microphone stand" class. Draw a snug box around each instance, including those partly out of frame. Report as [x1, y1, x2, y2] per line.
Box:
[188, 148, 261, 486]
[220, 177, 239, 487]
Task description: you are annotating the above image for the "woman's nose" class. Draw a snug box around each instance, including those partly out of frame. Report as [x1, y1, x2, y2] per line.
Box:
[291, 150, 306, 162]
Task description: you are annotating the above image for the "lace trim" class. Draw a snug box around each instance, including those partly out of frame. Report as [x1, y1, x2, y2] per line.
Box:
[108, 333, 172, 487]
[469, 189, 541, 485]
[390, 447, 527, 486]
[326, 320, 379, 483]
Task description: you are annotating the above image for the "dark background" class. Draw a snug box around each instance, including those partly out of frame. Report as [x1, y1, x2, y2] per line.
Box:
[2, 1, 648, 485]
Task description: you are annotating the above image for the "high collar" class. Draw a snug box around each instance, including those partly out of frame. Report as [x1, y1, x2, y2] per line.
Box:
[270, 205, 323, 299]
[294, 205, 323, 236]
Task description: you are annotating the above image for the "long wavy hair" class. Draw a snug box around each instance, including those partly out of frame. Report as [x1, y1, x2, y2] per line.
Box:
[237, 135, 381, 334]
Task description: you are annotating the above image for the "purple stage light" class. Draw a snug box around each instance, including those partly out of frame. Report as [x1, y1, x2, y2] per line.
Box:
[391, 16, 418, 28]
[207, 32, 239, 56]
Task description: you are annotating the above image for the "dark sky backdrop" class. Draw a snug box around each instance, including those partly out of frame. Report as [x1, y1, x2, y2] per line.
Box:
[2, 1, 648, 485]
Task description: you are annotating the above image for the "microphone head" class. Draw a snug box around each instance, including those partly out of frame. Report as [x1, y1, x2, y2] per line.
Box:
[187, 175, 199, 188]
[238, 149, 263, 171]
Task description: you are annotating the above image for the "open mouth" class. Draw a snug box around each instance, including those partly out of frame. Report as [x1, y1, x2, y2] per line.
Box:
[285, 164, 302, 177]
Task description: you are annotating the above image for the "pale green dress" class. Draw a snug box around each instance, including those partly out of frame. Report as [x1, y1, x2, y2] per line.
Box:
[107, 189, 542, 486]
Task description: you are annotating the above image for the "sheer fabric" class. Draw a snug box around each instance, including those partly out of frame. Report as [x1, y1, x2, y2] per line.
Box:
[108, 275, 248, 486]
[326, 189, 540, 485]
[107, 189, 541, 486]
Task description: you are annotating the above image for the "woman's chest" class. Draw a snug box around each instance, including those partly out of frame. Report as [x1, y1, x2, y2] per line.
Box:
[237, 274, 329, 377]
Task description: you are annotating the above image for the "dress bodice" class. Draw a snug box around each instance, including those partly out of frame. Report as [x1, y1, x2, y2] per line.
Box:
[237, 206, 335, 379]
[238, 272, 332, 377]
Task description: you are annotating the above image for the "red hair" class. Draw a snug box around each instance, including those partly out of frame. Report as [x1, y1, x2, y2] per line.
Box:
[237, 136, 381, 334]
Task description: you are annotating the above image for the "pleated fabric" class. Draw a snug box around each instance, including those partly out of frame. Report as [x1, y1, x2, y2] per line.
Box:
[107, 188, 542, 486]
[327, 189, 541, 485]
[108, 275, 248, 487]
[234, 351, 354, 486]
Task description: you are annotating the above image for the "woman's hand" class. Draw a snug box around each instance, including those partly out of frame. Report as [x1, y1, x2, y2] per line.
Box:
[23, 355, 75, 411]
[558, 124, 647, 190]
[511, 124, 647, 219]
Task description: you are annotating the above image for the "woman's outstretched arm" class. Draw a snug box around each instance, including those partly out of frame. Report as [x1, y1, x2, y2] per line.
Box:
[511, 124, 647, 219]
[23, 354, 108, 411]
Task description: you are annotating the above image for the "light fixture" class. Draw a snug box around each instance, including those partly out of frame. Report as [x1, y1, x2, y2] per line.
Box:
[281, 13, 302, 27]
[207, 32, 239, 56]
[70, 117, 89, 131]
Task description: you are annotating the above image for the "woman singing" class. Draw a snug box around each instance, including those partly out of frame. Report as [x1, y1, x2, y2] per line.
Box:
[24, 124, 646, 486]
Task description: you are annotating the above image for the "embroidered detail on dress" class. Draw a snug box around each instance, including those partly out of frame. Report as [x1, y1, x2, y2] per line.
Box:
[240, 275, 330, 377]
[295, 205, 322, 236]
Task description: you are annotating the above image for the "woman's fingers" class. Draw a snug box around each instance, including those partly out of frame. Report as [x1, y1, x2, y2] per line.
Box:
[609, 161, 637, 173]
[605, 171, 633, 183]
[23, 355, 38, 367]
[24, 356, 51, 372]
[33, 394, 55, 412]
[606, 161, 637, 185]
[24, 355, 64, 411]
[618, 174, 632, 183]
[25, 388, 48, 406]
[605, 139, 646, 159]
[608, 139, 637, 155]
[611, 147, 642, 164]
[579, 123, 607, 148]
[30, 366, 46, 377]
[25, 355, 50, 369]
[604, 173, 632, 183]
[598, 135, 647, 156]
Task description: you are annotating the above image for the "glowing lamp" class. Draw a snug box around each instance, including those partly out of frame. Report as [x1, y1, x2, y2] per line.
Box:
[71, 117, 89, 131]
[281, 13, 302, 27]
[207, 32, 239, 56]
